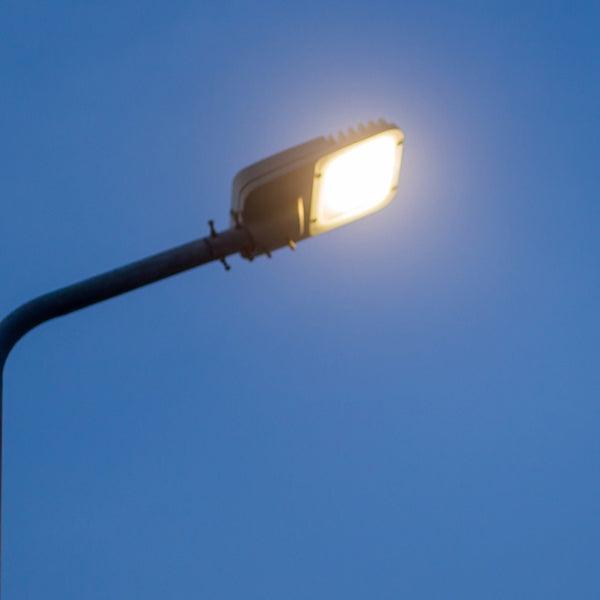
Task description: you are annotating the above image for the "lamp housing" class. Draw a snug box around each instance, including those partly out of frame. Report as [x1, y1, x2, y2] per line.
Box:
[231, 120, 404, 259]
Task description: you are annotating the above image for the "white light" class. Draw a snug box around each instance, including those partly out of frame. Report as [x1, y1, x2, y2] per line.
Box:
[310, 129, 403, 235]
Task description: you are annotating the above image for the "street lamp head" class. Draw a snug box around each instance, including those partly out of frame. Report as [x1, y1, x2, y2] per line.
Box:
[231, 119, 404, 259]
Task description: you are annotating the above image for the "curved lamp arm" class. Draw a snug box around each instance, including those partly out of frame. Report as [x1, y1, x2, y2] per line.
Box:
[0, 224, 251, 596]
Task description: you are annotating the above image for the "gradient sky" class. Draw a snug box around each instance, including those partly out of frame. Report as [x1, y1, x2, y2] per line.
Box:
[1, 1, 599, 598]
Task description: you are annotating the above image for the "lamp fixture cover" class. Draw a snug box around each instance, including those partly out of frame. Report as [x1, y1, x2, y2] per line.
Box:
[231, 119, 404, 259]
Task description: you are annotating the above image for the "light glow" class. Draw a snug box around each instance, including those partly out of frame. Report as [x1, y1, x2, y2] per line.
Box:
[310, 129, 403, 235]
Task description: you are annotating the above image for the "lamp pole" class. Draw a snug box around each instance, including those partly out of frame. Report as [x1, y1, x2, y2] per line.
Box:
[0, 119, 404, 597]
[0, 223, 252, 596]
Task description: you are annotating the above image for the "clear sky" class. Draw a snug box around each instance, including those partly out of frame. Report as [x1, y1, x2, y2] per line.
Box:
[1, 1, 599, 598]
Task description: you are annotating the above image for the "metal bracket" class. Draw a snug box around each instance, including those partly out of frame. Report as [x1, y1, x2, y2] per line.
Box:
[207, 220, 232, 271]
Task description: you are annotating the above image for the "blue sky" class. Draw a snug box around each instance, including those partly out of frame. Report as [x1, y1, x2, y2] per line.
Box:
[1, 1, 599, 598]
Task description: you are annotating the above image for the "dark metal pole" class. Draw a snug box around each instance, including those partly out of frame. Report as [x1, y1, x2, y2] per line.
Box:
[0, 225, 252, 596]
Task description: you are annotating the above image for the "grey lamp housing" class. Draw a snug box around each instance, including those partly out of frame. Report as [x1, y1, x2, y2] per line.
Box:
[231, 119, 404, 259]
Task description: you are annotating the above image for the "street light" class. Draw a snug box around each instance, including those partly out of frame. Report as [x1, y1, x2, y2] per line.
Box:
[0, 119, 404, 594]
[231, 119, 403, 258]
